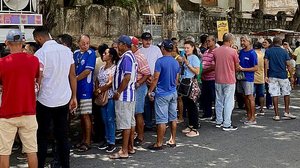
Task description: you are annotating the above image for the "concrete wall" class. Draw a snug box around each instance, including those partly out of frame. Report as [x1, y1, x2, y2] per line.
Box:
[51, 4, 142, 45]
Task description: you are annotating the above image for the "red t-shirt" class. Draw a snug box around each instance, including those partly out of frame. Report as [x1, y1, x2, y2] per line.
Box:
[0, 52, 39, 118]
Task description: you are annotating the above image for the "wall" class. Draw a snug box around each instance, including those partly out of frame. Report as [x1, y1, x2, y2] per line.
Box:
[51, 4, 143, 46]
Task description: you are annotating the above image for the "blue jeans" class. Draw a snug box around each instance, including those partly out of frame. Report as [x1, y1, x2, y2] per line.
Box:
[215, 83, 235, 127]
[100, 99, 115, 144]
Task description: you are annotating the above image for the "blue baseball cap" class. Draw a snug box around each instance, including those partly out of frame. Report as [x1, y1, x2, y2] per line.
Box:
[6, 29, 23, 42]
[162, 39, 174, 50]
[118, 35, 132, 46]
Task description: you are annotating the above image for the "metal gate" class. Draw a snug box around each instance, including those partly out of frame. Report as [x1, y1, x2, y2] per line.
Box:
[142, 13, 162, 44]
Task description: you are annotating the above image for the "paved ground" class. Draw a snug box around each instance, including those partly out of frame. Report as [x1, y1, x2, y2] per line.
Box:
[11, 88, 300, 168]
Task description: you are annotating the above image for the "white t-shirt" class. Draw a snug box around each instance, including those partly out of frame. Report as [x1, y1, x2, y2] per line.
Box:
[139, 45, 163, 75]
[35, 40, 74, 107]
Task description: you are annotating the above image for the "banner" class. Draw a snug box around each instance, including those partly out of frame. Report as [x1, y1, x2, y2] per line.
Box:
[0, 13, 42, 26]
[217, 20, 229, 41]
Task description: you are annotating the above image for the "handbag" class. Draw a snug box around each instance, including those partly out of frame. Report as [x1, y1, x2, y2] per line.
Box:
[189, 78, 200, 103]
[236, 71, 246, 81]
[94, 90, 109, 106]
[178, 78, 193, 96]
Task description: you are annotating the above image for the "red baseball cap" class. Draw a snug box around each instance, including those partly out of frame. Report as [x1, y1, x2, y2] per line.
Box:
[130, 36, 139, 47]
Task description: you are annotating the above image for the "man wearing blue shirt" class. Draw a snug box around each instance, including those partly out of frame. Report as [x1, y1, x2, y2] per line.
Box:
[264, 37, 296, 121]
[237, 36, 258, 125]
[74, 34, 96, 152]
[147, 39, 180, 150]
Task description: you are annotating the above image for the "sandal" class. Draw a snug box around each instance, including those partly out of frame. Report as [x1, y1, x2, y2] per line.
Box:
[109, 152, 129, 159]
[128, 150, 136, 155]
[147, 143, 163, 150]
[74, 142, 84, 149]
[166, 140, 176, 148]
[186, 129, 199, 137]
[76, 143, 91, 152]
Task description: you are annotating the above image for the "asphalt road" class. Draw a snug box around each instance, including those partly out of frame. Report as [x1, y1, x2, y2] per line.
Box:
[11, 87, 300, 168]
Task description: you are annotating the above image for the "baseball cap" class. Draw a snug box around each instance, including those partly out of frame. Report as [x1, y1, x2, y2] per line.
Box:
[118, 35, 132, 46]
[6, 29, 23, 42]
[161, 39, 173, 50]
[130, 36, 139, 47]
[141, 32, 152, 40]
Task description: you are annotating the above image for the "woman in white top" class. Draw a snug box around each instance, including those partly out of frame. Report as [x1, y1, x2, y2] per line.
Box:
[95, 48, 118, 153]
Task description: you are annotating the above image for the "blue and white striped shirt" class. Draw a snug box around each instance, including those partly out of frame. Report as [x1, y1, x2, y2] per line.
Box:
[113, 50, 137, 102]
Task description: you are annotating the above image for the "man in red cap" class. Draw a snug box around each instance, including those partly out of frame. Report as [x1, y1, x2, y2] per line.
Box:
[130, 36, 151, 146]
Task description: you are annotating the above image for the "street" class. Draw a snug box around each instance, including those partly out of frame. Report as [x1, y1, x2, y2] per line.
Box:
[11, 88, 300, 168]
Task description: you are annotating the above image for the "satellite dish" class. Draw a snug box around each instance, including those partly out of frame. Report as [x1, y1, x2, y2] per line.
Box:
[31, 0, 37, 12]
[4, 0, 29, 11]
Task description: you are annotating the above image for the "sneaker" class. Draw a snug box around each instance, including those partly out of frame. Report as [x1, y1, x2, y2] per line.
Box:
[267, 106, 274, 110]
[115, 132, 123, 140]
[283, 112, 296, 119]
[98, 142, 109, 150]
[105, 144, 116, 153]
[256, 110, 265, 116]
[273, 116, 280, 121]
[222, 125, 238, 131]
[16, 154, 27, 160]
[199, 116, 212, 121]
[182, 126, 193, 133]
[216, 123, 223, 128]
[185, 129, 199, 137]
[255, 106, 260, 110]
[244, 120, 257, 125]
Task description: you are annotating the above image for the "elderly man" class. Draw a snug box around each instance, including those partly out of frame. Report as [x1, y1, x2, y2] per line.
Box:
[238, 36, 258, 125]
[214, 33, 239, 131]
[73, 34, 96, 152]
[0, 29, 39, 168]
[130, 36, 151, 146]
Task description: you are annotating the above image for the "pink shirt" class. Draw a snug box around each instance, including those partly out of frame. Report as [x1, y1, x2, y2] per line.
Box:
[202, 48, 216, 81]
[134, 50, 151, 81]
[214, 45, 239, 84]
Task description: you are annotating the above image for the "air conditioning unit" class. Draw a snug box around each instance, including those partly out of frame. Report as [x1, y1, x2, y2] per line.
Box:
[1, 0, 37, 13]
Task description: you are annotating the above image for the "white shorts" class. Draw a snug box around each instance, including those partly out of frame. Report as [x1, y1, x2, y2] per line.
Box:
[77, 99, 93, 115]
[268, 78, 291, 97]
[115, 101, 136, 130]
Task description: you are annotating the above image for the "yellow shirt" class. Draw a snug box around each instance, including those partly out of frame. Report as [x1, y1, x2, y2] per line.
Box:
[293, 46, 300, 65]
[254, 49, 264, 84]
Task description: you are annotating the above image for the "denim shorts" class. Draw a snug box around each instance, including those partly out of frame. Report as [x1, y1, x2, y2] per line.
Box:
[254, 84, 264, 97]
[154, 92, 178, 124]
[135, 83, 148, 114]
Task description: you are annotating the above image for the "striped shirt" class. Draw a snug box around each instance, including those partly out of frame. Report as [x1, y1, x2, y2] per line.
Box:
[113, 50, 137, 102]
[133, 50, 151, 81]
[202, 48, 216, 81]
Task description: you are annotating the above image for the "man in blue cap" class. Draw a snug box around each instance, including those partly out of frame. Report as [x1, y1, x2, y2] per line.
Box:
[0, 29, 39, 167]
[110, 35, 137, 159]
[147, 39, 180, 150]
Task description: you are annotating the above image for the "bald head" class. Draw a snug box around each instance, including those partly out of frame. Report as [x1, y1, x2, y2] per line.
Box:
[78, 34, 90, 52]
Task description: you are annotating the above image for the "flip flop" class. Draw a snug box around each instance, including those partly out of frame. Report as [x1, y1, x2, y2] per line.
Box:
[166, 140, 176, 148]
[76, 143, 91, 152]
[128, 150, 136, 155]
[147, 143, 163, 150]
[109, 152, 129, 159]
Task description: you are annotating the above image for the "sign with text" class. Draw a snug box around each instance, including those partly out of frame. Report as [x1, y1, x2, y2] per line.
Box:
[0, 13, 42, 26]
[217, 20, 229, 41]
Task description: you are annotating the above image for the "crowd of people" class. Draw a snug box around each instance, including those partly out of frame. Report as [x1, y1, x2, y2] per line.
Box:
[0, 26, 298, 167]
